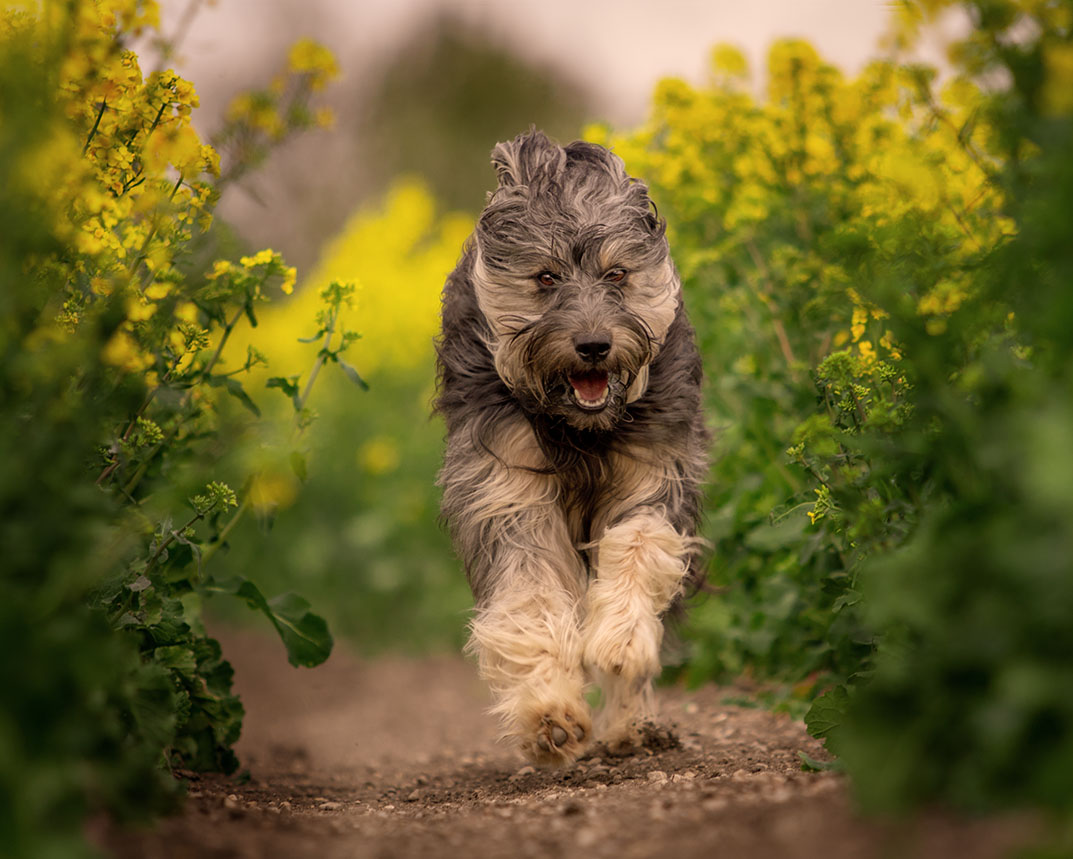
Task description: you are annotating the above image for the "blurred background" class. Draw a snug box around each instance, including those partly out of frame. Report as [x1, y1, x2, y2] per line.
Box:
[164, 0, 956, 272]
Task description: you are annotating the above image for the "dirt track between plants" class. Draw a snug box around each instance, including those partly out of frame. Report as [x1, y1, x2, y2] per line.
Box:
[100, 628, 1034, 859]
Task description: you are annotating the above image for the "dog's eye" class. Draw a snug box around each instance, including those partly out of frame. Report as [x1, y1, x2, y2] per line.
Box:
[604, 268, 627, 284]
[535, 272, 558, 287]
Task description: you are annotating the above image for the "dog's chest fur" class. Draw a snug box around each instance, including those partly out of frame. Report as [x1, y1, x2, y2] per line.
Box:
[438, 246, 706, 555]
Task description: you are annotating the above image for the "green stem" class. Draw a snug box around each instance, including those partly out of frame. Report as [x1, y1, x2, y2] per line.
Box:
[201, 305, 246, 381]
[82, 98, 107, 155]
[145, 510, 204, 576]
[295, 305, 337, 412]
[198, 498, 248, 569]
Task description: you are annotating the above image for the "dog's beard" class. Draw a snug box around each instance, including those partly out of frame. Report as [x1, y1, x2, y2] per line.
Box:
[491, 319, 653, 431]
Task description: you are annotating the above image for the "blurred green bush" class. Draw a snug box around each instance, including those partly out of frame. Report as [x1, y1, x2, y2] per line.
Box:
[0, 2, 343, 854]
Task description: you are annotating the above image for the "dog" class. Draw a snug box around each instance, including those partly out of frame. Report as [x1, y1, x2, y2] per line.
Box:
[435, 130, 707, 765]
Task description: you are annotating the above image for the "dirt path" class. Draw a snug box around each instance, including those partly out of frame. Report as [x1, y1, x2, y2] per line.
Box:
[101, 629, 1033, 859]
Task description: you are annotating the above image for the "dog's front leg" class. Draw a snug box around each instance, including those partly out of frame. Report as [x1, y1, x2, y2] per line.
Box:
[441, 421, 591, 766]
[582, 507, 691, 751]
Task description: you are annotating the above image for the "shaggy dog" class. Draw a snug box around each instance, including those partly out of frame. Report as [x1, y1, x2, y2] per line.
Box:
[436, 130, 707, 765]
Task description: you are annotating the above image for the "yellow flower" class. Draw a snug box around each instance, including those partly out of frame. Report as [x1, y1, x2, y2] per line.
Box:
[102, 329, 151, 371]
[281, 266, 297, 295]
[208, 259, 233, 280]
[287, 37, 339, 90]
[240, 249, 277, 268]
[359, 437, 401, 476]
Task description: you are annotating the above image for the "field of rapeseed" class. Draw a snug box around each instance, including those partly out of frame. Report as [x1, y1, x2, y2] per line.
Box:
[3, 0, 1073, 855]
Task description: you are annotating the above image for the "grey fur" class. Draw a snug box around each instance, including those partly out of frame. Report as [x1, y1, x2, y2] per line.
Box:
[434, 130, 708, 762]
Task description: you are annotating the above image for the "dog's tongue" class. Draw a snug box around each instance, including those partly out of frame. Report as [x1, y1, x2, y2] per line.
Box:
[569, 370, 609, 401]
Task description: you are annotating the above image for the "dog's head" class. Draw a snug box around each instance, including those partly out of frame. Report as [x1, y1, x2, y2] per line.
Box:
[472, 130, 679, 431]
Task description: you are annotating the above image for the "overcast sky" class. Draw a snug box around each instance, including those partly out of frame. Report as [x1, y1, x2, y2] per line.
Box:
[156, 0, 962, 265]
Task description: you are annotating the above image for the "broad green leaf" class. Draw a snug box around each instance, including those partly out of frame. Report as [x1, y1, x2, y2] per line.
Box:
[204, 576, 333, 667]
[206, 375, 261, 417]
[804, 685, 849, 755]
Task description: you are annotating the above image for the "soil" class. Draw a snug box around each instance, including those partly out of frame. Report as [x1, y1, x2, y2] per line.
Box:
[99, 628, 1037, 859]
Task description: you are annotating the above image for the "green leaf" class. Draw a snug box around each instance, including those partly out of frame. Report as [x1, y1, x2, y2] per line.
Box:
[204, 576, 333, 667]
[337, 358, 369, 391]
[804, 685, 850, 755]
[266, 375, 301, 410]
[152, 644, 199, 679]
[207, 375, 261, 416]
[798, 751, 844, 772]
[832, 588, 862, 612]
[289, 450, 308, 482]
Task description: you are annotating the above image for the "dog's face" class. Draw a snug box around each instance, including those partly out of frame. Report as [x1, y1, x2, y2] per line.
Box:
[472, 132, 680, 431]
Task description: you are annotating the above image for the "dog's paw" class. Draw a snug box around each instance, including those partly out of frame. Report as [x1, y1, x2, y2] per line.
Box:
[582, 613, 662, 681]
[518, 702, 592, 767]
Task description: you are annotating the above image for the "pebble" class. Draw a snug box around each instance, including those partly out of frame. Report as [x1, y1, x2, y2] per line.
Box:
[319, 801, 343, 811]
[647, 770, 668, 784]
[509, 765, 536, 782]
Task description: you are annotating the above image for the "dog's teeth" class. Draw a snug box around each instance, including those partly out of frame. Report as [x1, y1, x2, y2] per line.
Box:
[573, 388, 609, 408]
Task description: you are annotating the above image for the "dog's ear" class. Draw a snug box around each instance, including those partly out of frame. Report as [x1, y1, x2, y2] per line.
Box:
[490, 129, 564, 188]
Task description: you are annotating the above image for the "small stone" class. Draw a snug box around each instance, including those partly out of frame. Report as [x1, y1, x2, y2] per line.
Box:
[279, 801, 292, 810]
[319, 801, 342, 811]
[647, 770, 668, 784]
[406, 790, 421, 802]
[510, 765, 536, 782]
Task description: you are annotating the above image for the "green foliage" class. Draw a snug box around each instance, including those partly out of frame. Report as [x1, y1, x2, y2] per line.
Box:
[595, 0, 1073, 818]
[0, 3, 343, 855]
[208, 183, 475, 652]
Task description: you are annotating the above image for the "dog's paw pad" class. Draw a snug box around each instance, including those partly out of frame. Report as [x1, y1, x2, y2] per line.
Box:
[521, 706, 591, 767]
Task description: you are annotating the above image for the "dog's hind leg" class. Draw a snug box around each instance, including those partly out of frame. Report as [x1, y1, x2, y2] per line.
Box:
[441, 419, 591, 766]
[581, 508, 691, 752]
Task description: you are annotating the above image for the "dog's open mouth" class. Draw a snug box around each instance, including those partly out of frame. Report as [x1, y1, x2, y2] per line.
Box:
[567, 369, 610, 410]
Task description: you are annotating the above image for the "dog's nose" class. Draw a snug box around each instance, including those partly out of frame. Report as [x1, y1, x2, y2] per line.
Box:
[574, 333, 611, 363]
